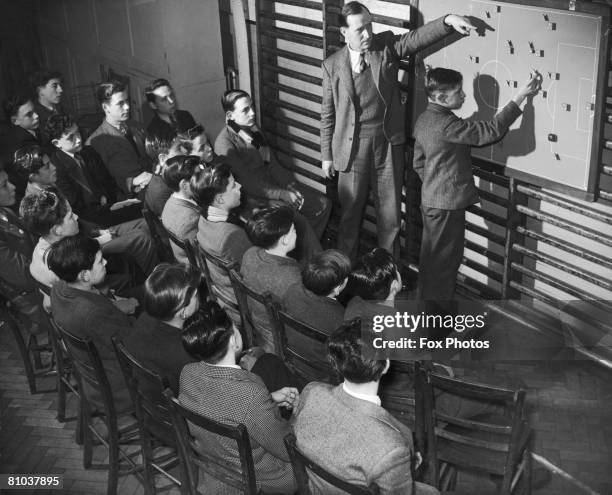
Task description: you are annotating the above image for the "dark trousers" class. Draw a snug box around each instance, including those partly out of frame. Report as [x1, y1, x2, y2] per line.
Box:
[418, 206, 465, 302]
[102, 218, 159, 277]
[337, 136, 404, 262]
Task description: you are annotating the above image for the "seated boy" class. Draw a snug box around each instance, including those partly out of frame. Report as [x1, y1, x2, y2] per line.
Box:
[13, 144, 57, 198]
[48, 234, 135, 412]
[283, 249, 350, 334]
[160, 155, 202, 263]
[413, 68, 540, 302]
[241, 206, 301, 353]
[46, 114, 142, 226]
[143, 133, 188, 216]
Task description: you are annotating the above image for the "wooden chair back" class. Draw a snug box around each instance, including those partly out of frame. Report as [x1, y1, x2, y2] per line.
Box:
[284, 433, 380, 494]
[266, 300, 340, 387]
[415, 362, 532, 493]
[142, 207, 174, 263]
[164, 389, 260, 495]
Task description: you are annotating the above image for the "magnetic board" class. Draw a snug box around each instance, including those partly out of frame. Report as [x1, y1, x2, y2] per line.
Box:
[412, 0, 610, 199]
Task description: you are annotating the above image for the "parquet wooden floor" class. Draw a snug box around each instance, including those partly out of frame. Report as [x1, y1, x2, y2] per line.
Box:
[1, 321, 611, 494]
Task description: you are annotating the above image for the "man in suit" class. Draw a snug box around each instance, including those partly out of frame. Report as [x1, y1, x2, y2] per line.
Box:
[180, 302, 298, 494]
[145, 78, 197, 141]
[86, 81, 153, 197]
[321, 1, 474, 261]
[292, 319, 439, 494]
[46, 114, 141, 226]
[0, 167, 50, 336]
[0, 92, 41, 200]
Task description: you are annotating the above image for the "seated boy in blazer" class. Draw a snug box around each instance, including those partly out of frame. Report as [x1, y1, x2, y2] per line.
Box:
[413, 67, 541, 303]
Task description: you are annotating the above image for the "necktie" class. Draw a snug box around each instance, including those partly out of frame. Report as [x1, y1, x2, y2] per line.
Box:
[119, 123, 142, 157]
[73, 153, 96, 204]
[358, 52, 367, 73]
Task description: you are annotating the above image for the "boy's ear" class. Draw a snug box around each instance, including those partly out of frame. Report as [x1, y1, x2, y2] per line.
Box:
[158, 153, 168, 165]
[78, 269, 90, 283]
[51, 138, 60, 148]
[436, 92, 448, 104]
[148, 101, 158, 111]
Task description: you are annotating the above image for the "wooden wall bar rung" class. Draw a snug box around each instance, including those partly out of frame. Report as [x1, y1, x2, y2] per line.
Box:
[512, 244, 612, 291]
[600, 190, 612, 201]
[262, 94, 321, 120]
[262, 112, 320, 137]
[516, 205, 612, 247]
[465, 222, 505, 246]
[462, 257, 503, 282]
[265, 0, 322, 11]
[517, 185, 612, 225]
[259, 10, 323, 30]
[473, 164, 510, 187]
[516, 226, 612, 270]
[464, 239, 505, 265]
[260, 46, 321, 68]
[511, 263, 612, 313]
[603, 164, 612, 175]
[457, 275, 500, 299]
[261, 63, 322, 86]
[270, 147, 324, 182]
[261, 26, 323, 48]
[267, 128, 320, 152]
[478, 189, 509, 208]
[269, 139, 322, 169]
[263, 81, 322, 105]
[466, 204, 507, 226]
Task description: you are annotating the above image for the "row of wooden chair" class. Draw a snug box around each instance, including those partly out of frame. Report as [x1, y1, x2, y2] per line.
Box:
[3, 290, 533, 494]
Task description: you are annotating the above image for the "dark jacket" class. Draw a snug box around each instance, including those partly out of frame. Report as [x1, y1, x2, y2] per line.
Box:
[0, 207, 37, 298]
[146, 109, 196, 141]
[86, 119, 152, 195]
[124, 312, 194, 394]
[50, 280, 133, 412]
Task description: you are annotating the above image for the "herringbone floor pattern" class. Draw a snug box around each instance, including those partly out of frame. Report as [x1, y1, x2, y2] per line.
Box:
[1, 324, 611, 494]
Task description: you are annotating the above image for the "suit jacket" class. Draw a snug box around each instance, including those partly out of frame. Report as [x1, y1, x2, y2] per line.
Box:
[281, 282, 344, 365]
[197, 216, 252, 303]
[0, 207, 37, 297]
[51, 146, 119, 214]
[240, 247, 301, 353]
[51, 280, 133, 412]
[124, 312, 194, 394]
[293, 383, 437, 494]
[179, 362, 295, 493]
[0, 125, 41, 199]
[161, 194, 201, 263]
[321, 17, 450, 171]
[214, 125, 294, 201]
[86, 119, 152, 195]
[413, 101, 522, 209]
[146, 109, 196, 141]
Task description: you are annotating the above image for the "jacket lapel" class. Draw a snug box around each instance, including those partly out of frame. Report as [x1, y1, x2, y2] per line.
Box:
[338, 47, 356, 103]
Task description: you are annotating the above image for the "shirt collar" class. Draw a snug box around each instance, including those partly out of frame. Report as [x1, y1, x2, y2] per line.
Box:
[207, 204, 229, 222]
[210, 363, 241, 370]
[171, 191, 197, 205]
[342, 382, 381, 406]
[348, 45, 369, 73]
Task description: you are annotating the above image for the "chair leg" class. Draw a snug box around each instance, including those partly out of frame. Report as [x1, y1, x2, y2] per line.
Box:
[3, 316, 38, 394]
[106, 426, 120, 495]
[523, 449, 532, 495]
[75, 401, 84, 445]
[142, 433, 157, 495]
[82, 406, 93, 469]
[56, 377, 66, 422]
